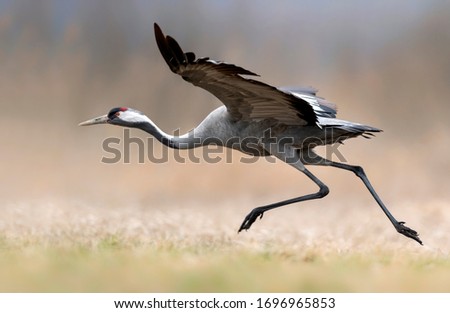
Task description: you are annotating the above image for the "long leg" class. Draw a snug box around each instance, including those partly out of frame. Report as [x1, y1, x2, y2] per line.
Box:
[304, 152, 422, 245]
[238, 166, 329, 232]
[238, 146, 329, 232]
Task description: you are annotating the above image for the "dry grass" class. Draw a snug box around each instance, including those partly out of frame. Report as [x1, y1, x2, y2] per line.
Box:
[1, 199, 449, 292]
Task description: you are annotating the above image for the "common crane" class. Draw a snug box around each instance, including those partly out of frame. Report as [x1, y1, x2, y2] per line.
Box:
[79, 23, 422, 245]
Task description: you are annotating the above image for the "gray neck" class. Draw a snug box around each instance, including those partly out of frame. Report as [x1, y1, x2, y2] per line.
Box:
[137, 120, 200, 149]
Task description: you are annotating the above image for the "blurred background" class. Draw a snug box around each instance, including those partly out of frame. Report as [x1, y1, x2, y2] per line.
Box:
[0, 0, 449, 248]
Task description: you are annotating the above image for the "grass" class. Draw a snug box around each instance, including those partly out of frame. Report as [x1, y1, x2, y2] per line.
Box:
[1, 234, 449, 292]
[0, 198, 448, 293]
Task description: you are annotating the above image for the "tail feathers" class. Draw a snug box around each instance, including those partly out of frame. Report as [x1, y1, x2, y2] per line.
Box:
[335, 125, 381, 142]
[319, 117, 382, 143]
[336, 123, 381, 135]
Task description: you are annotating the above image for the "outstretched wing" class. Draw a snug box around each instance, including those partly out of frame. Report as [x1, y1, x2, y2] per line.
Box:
[154, 23, 317, 126]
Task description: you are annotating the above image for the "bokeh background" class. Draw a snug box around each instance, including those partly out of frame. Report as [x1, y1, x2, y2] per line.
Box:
[1, 0, 449, 270]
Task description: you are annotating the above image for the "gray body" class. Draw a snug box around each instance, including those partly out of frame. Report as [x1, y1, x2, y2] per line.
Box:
[190, 105, 378, 156]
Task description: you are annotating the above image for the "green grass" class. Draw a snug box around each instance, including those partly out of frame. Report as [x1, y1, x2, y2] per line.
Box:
[0, 235, 448, 292]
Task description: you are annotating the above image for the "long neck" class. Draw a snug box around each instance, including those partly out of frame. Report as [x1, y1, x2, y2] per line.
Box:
[137, 119, 199, 149]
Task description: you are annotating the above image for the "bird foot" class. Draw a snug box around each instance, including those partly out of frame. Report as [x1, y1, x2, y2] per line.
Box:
[395, 221, 423, 245]
[238, 208, 265, 232]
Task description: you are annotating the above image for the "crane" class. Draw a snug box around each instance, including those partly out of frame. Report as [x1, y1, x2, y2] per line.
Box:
[79, 23, 422, 245]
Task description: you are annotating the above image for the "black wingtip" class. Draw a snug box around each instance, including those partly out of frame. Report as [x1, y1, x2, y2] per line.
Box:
[154, 23, 179, 72]
[166, 35, 187, 65]
[154, 23, 164, 44]
[154, 23, 196, 74]
[154, 23, 260, 80]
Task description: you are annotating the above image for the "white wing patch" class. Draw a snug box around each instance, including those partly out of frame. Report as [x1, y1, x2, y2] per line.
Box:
[293, 93, 322, 109]
[290, 92, 337, 119]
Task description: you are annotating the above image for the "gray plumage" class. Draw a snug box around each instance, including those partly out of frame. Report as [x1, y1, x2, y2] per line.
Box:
[79, 23, 422, 245]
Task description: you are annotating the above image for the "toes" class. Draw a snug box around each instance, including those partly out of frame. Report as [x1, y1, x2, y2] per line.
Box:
[238, 221, 248, 233]
[238, 216, 253, 232]
[396, 222, 423, 245]
[238, 210, 263, 233]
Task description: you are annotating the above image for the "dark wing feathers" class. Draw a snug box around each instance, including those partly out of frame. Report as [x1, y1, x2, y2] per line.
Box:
[279, 86, 337, 119]
[166, 35, 188, 64]
[185, 52, 196, 63]
[154, 25, 178, 71]
[154, 23, 317, 126]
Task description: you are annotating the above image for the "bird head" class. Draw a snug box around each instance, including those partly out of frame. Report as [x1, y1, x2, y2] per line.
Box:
[79, 107, 150, 127]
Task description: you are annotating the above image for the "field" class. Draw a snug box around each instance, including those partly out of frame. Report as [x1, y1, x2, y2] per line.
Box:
[1, 1, 450, 293]
[1, 194, 449, 292]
